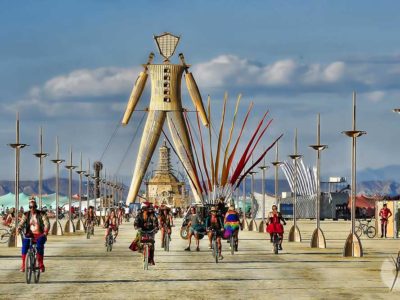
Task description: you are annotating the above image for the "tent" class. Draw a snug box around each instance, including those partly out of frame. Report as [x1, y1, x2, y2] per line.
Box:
[0, 193, 70, 211]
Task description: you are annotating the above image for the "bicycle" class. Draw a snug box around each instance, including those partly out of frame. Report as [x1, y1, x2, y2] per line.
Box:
[272, 232, 281, 255]
[20, 232, 40, 284]
[139, 229, 156, 270]
[355, 219, 376, 238]
[210, 228, 220, 263]
[0, 227, 13, 244]
[86, 222, 94, 239]
[162, 224, 171, 252]
[105, 229, 115, 252]
[228, 232, 239, 255]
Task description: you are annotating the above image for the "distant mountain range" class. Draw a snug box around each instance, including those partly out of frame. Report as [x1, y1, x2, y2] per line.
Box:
[0, 178, 128, 198]
[1, 177, 399, 197]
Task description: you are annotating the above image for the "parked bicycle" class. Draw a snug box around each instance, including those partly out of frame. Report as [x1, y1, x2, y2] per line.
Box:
[20, 232, 40, 284]
[139, 229, 156, 270]
[0, 227, 13, 244]
[355, 218, 376, 238]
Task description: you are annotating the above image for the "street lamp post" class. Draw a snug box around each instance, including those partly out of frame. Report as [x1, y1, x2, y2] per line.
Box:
[8, 112, 28, 247]
[64, 146, 77, 233]
[84, 159, 91, 214]
[271, 141, 283, 210]
[288, 129, 303, 242]
[75, 152, 85, 231]
[33, 127, 48, 210]
[258, 157, 269, 233]
[51, 137, 64, 236]
[310, 114, 328, 248]
[342, 91, 366, 257]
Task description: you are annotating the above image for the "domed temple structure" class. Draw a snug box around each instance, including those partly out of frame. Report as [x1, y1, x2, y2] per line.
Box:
[145, 141, 188, 208]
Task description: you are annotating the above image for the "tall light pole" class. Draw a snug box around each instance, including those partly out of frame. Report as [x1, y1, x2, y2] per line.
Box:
[51, 136, 64, 236]
[258, 156, 269, 233]
[64, 147, 77, 233]
[288, 129, 303, 242]
[342, 91, 366, 257]
[33, 127, 48, 210]
[75, 152, 85, 231]
[8, 112, 28, 247]
[310, 114, 328, 248]
[271, 141, 283, 210]
[84, 159, 91, 213]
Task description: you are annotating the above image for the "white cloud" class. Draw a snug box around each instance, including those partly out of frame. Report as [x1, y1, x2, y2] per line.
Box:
[363, 90, 386, 102]
[31, 66, 141, 99]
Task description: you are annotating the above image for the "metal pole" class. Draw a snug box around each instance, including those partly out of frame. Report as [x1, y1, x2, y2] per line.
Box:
[8, 113, 28, 246]
[50, 136, 64, 232]
[34, 127, 48, 210]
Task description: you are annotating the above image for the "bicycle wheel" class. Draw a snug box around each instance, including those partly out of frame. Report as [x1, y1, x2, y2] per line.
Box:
[33, 253, 40, 283]
[25, 252, 33, 284]
[212, 237, 217, 258]
[230, 235, 234, 255]
[143, 244, 149, 270]
[355, 226, 363, 237]
[164, 233, 169, 252]
[213, 237, 219, 263]
[0, 229, 10, 243]
[367, 226, 376, 238]
[273, 235, 279, 254]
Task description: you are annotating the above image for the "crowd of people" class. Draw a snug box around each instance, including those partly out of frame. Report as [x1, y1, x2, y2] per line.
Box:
[0, 193, 396, 273]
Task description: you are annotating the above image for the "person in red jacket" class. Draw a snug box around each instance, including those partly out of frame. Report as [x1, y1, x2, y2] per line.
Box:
[379, 203, 392, 238]
[266, 205, 286, 250]
[17, 198, 50, 272]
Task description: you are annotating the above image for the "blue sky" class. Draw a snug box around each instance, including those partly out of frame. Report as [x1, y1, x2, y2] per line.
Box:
[1, 1, 400, 184]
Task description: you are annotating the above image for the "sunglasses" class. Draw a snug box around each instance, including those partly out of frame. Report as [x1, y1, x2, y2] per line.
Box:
[29, 206, 35, 209]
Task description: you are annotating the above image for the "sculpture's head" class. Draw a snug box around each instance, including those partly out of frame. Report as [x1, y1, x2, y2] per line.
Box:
[154, 32, 180, 62]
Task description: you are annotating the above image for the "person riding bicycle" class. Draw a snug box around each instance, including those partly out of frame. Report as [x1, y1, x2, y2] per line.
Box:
[205, 206, 224, 260]
[223, 205, 242, 251]
[379, 203, 392, 238]
[158, 205, 173, 248]
[84, 206, 96, 233]
[184, 206, 203, 252]
[17, 198, 49, 272]
[266, 205, 286, 250]
[117, 206, 124, 225]
[134, 202, 159, 265]
[104, 209, 119, 244]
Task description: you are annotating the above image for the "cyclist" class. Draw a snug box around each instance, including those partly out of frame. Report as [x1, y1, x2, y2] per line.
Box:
[379, 203, 392, 238]
[217, 197, 227, 217]
[134, 202, 159, 265]
[184, 206, 202, 252]
[223, 205, 242, 251]
[205, 206, 224, 260]
[158, 205, 173, 248]
[17, 198, 49, 272]
[117, 206, 124, 225]
[84, 206, 96, 234]
[266, 205, 286, 250]
[104, 209, 119, 244]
